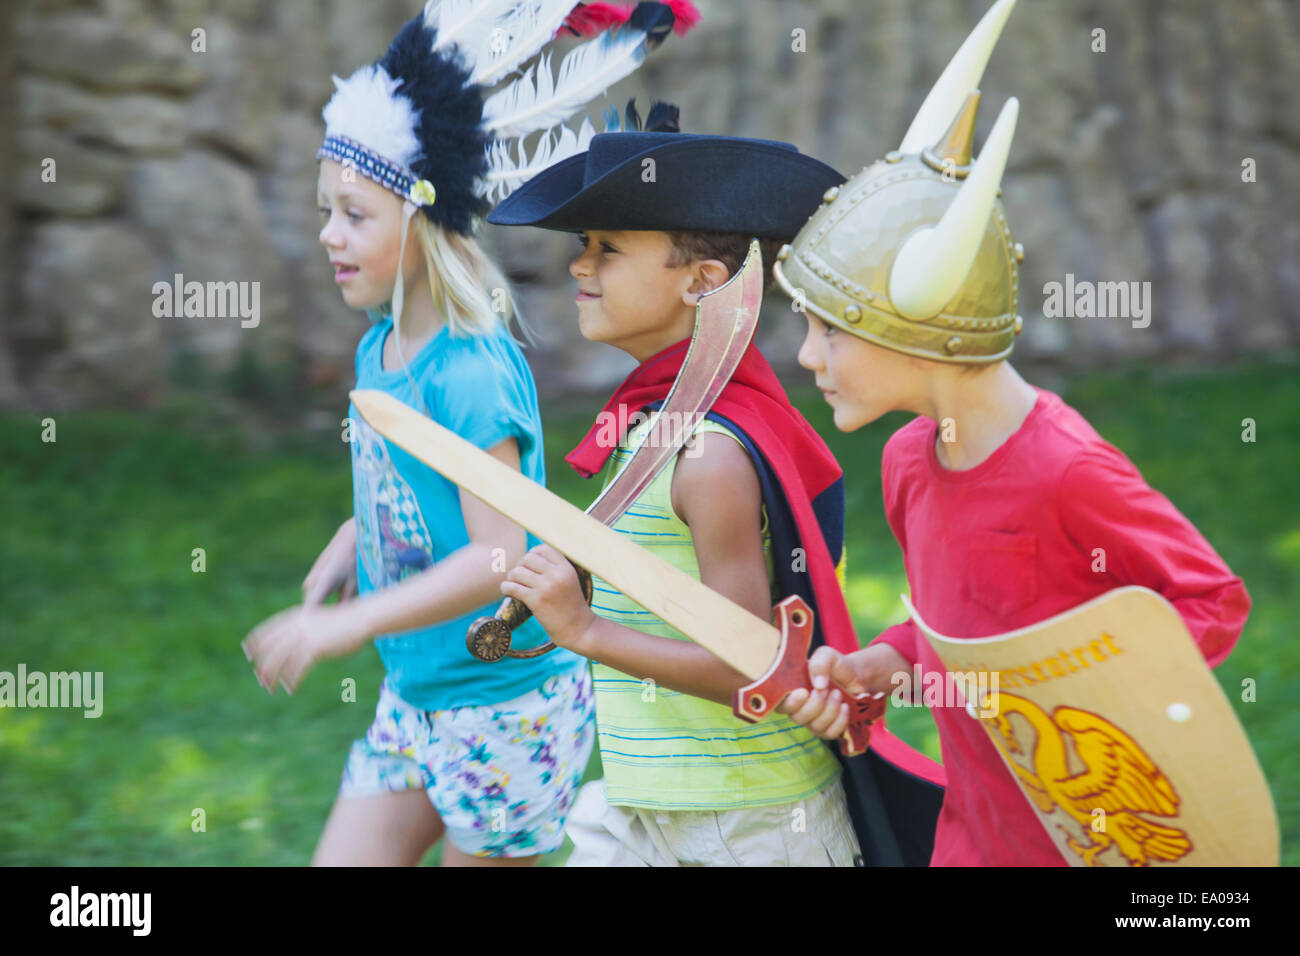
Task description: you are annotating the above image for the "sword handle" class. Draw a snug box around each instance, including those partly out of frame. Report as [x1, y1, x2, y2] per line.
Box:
[466, 563, 594, 662]
[733, 595, 887, 757]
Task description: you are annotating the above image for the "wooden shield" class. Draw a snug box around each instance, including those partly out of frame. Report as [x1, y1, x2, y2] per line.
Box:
[904, 586, 1278, 866]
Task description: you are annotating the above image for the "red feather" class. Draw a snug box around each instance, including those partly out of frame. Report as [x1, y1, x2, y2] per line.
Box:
[561, 3, 635, 37]
[664, 0, 701, 36]
[560, 1, 702, 39]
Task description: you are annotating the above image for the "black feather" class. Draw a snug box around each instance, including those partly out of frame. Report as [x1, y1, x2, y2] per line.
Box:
[644, 100, 680, 132]
[624, 98, 642, 132]
[629, 2, 676, 51]
[378, 16, 490, 235]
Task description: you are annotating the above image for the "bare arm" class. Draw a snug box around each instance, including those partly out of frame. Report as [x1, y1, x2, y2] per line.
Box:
[516, 432, 771, 706]
[348, 437, 529, 639]
[245, 438, 531, 694]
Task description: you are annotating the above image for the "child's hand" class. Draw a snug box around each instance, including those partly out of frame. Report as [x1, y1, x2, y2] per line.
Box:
[302, 518, 359, 607]
[777, 646, 861, 740]
[500, 545, 597, 654]
[779, 644, 905, 741]
[241, 602, 371, 695]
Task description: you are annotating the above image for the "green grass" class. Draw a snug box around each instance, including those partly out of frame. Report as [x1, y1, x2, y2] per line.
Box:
[1, 356, 1296, 865]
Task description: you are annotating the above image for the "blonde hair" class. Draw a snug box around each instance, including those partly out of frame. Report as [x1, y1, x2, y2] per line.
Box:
[411, 215, 534, 345]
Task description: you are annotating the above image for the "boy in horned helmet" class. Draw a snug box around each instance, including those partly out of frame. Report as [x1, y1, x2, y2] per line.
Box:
[774, 0, 1250, 866]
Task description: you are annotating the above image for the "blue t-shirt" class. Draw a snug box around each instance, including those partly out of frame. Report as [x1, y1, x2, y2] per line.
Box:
[348, 315, 582, 710]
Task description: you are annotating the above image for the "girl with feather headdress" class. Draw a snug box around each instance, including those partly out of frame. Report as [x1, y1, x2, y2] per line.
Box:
[241, 0, 698, 866]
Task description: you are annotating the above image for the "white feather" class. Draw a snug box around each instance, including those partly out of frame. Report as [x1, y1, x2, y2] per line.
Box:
[322, 65, 423, 169]
[426, 0, 520, 66]
[480, 25, 651, 138]
[469, 0, 575, 87]
[478, 115, 596, 203]
[423, 0, 441, 30]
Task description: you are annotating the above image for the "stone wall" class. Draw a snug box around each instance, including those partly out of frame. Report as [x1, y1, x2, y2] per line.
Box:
[4, 0, 1297, 413]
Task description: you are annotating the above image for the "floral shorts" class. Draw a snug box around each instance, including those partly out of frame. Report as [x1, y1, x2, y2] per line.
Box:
[339, 666, 595, 858]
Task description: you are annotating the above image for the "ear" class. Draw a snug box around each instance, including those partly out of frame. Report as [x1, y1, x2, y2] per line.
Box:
[680, 258, 731, 307]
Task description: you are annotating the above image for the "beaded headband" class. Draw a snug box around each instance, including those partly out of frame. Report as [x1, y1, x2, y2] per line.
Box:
[317, 134, 437, 208]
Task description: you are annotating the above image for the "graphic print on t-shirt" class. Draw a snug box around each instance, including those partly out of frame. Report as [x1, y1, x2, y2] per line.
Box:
[352, 415, 434, 587]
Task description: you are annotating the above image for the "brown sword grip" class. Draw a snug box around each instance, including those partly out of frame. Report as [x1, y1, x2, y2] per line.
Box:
[466, 563, 594, 662]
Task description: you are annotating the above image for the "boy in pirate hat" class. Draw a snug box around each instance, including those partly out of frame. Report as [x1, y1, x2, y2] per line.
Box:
[486, 115, 945, 865]
[773, 0, 1251, 866]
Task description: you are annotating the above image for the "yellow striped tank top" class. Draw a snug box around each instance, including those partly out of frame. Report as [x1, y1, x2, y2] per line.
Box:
[590, 416, 841, 810]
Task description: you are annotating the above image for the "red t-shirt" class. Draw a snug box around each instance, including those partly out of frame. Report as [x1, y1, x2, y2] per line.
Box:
[872, 387, 1250, 866]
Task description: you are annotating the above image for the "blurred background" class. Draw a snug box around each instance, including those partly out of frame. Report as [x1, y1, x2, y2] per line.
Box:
[1, 0, 1296, 865]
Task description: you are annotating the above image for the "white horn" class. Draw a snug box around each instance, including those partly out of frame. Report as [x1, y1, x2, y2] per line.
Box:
[898, 0, 1017, 154]
[889, 97, 1020, 322]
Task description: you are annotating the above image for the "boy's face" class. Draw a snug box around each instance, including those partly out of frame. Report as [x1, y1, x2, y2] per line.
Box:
[568, 230, 710, 361]
[317, 159, 422, 312]
[797, 311, 926, 431]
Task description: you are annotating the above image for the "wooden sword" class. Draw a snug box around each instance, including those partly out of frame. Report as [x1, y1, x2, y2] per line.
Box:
[350, 387, 888, 756]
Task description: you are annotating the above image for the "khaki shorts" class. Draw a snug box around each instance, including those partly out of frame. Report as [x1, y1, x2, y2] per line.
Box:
[565, 777, 861, 866]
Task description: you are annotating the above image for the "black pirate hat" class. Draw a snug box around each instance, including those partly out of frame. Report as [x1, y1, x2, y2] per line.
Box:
[486, 131, 845, 237]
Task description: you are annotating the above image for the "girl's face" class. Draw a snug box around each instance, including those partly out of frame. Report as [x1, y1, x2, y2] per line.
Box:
[797, 311, 925, 431]
[317, 159, 422, 311]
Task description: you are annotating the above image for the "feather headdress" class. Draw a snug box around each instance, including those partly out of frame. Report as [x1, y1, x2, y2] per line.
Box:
[317, 0, 698, 234]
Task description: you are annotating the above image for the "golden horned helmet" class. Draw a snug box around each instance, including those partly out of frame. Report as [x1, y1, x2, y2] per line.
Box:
[773, 0, 1023, 363]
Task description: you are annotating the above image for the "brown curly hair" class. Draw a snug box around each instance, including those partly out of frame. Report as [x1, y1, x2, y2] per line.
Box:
[664, 231, 788, 290]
